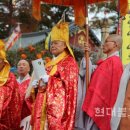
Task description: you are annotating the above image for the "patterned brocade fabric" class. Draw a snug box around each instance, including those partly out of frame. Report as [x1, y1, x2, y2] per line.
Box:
[18, 78, 33, 120]
[0, 72, 21, 130]
[32, 55, 79, 130]
[46, 55, 78, 130]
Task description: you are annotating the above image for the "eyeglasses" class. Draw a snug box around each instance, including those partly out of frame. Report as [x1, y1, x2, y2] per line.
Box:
[105, 40, 116, 44]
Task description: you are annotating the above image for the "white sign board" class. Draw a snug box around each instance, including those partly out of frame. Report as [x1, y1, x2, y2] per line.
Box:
[32, 58, 46, 80]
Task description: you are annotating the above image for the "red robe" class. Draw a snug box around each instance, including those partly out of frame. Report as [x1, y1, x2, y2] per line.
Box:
[82, 56, 123, 130]
[0, 72, 21, 130]
[32, 54, 79, 130]
[18, 77, 33, 120]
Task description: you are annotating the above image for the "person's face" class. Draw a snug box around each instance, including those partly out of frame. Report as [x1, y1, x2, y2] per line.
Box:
[102, 38, 117, 54]
[50, 40, 67, 56]
[17, 60, 30, 77]
[0, 59, 5, 71]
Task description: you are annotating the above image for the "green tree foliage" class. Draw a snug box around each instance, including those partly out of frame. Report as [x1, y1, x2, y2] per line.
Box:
[0, 0, 118, 39]
[6, 41, 51, 66]
[88, 1, 118, 33]
[6, 41, 83, 69]
[39, 4, 72, 29]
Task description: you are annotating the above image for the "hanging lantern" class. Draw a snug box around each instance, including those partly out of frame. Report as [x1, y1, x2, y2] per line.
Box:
[41, 50, 46, 55]
[28, 45, 35, 52]
[21, 54, 27, 59]
[18, 47, 24, 52]
[36, 53, 42, 59]
[45, 57, 52, 63]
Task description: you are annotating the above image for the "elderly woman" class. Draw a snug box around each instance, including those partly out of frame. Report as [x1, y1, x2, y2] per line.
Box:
[31, 22, 79, 130]
[0, 40, 21, 130]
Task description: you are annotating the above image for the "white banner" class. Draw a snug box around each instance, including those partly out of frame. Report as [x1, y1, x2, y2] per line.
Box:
[5, 24, 21, 50]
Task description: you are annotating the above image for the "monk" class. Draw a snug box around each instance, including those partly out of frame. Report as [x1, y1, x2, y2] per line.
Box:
[75, 43, 96, 130]
[82, 34, 123, 130]
[111, 64, 130, 130]
[31, 22, 79, 130]
[17, 59, 33, 120]
[0, 40, 21, 130]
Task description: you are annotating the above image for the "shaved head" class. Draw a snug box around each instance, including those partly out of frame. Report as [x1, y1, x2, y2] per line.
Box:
[103, 34, 122, 56]
[107, 34, 122, 50]
[17, 59, 30, 77]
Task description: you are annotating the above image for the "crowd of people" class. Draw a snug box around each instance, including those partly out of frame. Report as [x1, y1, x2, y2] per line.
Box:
[0, 22, 129, 130]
